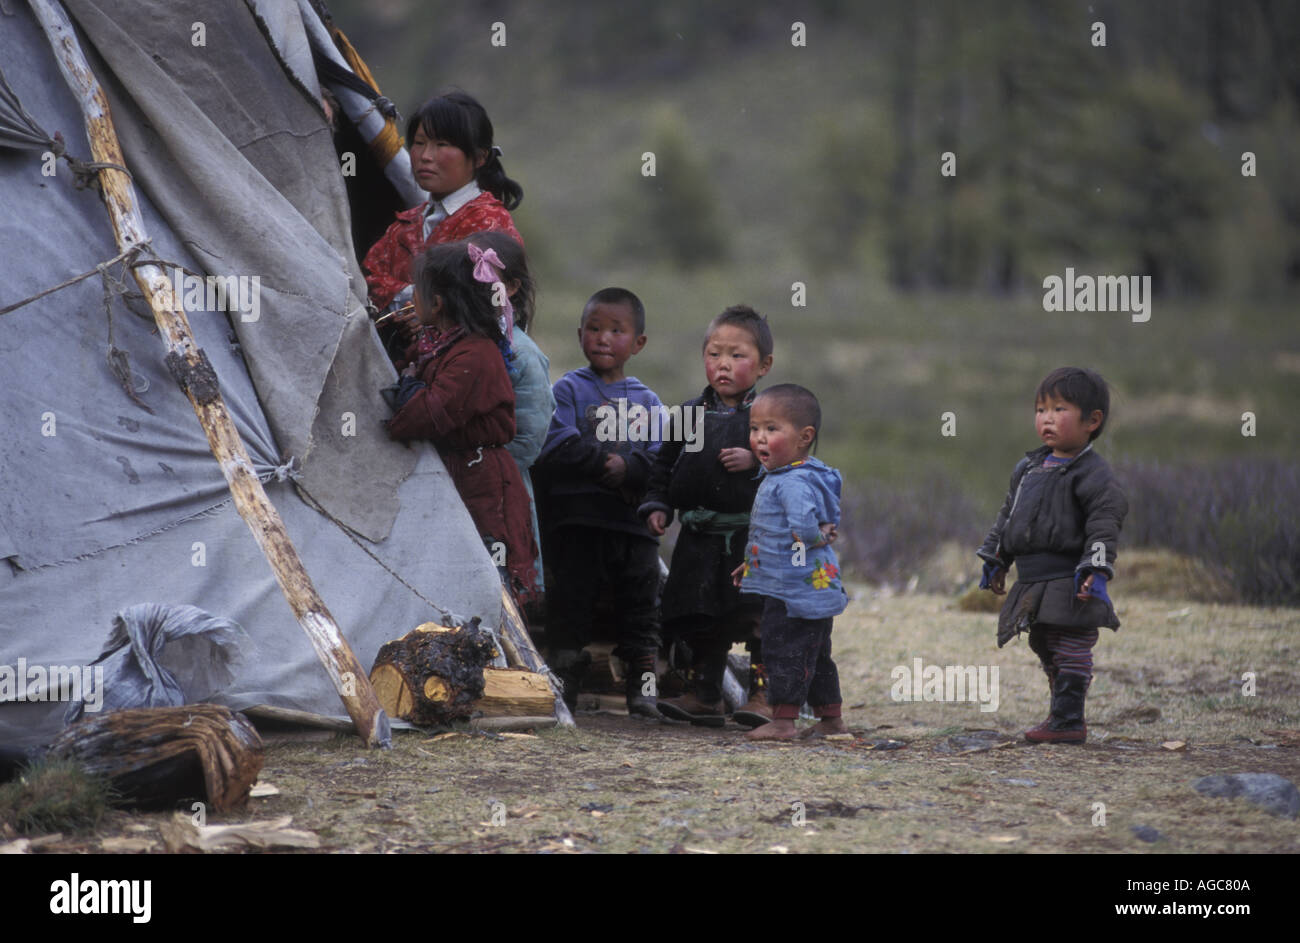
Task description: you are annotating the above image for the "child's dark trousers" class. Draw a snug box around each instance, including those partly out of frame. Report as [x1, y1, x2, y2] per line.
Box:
[545, 525, 661, 660]
[758, 596, 841, 719]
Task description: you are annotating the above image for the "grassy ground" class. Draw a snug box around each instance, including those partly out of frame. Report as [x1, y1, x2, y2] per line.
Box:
[23, 582, 1299, 854]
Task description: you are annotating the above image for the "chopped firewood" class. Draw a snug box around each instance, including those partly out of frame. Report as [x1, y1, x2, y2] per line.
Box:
[160, 812, 319, 852]
[369, 622, 498, 726]
[472, 668, 555, 717]
[47, 704, 263, 813]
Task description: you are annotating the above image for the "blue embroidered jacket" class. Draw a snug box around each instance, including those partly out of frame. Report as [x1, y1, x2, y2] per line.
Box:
[739, 457, 848, 619]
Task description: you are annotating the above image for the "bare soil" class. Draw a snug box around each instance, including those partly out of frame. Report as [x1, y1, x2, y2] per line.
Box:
[20, 590, 1300, 854]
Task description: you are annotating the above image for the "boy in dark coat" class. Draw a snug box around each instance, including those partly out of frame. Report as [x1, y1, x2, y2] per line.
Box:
[641, 306, 774, 727]
[977, 367, 1128, 744]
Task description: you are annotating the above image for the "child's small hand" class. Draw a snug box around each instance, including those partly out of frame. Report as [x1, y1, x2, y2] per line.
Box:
[599, 453, 627, 488]
[819, 522, 838, 545]
[979, 563, 1006, 595]
[647, 510, 668, 536]
[394, 307, 422, 338]
[718, 447, 757, 472]
[730, 561, 746, 587]
[1075, 570, 1111, 605]
[401, 363, 418, 378]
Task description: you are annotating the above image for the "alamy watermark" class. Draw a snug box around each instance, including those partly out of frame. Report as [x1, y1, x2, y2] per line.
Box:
[593, 401, 705, 452]
[0, 660, 104, 712]
[890, 657, 999, 712]
[1042, 267, 1151, 323]
[172, 269, 261, 322]
[50, 873, 150, 923]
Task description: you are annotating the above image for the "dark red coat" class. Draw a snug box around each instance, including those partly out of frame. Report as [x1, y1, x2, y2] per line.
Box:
[363, 193, 522, 310]
[386, 333, 538, 601]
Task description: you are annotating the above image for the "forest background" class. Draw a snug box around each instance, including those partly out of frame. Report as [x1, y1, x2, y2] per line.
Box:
[331, 0, 1300, 603]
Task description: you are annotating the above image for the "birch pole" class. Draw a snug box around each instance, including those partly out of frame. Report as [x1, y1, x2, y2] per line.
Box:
[498, 588, 576, 727]
[30, 0, 390, 747]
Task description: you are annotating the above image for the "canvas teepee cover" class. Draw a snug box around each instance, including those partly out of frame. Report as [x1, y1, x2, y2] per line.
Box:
[0, 0, 504, 746]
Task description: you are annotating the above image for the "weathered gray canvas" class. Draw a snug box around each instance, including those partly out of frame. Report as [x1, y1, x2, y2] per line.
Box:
[0, 0, 503, 746]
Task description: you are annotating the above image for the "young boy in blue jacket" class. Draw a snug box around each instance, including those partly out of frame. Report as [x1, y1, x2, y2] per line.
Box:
[733, 384, 848, 741]
[534, 288, 664, 718]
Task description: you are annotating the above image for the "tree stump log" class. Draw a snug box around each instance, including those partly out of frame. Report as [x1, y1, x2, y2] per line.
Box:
[369, 622, 498, 726]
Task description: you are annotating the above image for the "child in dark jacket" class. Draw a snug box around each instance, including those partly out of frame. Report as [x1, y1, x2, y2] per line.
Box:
[977, 366, 1128, 744]
[641, 306, 774, 728]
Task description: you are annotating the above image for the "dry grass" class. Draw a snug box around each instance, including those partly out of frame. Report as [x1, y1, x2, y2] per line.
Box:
[22, 584, 1298, 854]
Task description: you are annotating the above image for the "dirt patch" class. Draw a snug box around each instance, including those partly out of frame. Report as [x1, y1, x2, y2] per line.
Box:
[14, 592, 1300, 854]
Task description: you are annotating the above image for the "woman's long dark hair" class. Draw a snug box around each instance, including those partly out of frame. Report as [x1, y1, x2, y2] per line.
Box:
[406, 90, 523, 210]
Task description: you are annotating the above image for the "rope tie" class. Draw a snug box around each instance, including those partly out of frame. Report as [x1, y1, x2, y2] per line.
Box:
[50, 131, 133, 192]
[271, 456, 301, 482]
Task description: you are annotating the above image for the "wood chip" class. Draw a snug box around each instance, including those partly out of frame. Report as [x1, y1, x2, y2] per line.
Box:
[100, 836, 156, 853]
[426, 732, 467, 743]
[1161, 740, 1187, 751]
[249, 781, 280, 797]
[986, 835, 1019, 843]
[497, 732, 539, 740]
[160, 812, 320, 852]
[0, 839, 30, 854]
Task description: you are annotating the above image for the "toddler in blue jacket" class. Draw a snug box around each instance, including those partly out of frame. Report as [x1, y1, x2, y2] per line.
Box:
[733, 384, 848, 741]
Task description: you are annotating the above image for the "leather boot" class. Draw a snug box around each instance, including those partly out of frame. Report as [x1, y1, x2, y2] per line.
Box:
[625, 651, 660, 719]
[732, 662, 773, 729]
[1023, 666, 1058, 740]
[658, 646, 727, 726]
[1025, 671, 1088, 744]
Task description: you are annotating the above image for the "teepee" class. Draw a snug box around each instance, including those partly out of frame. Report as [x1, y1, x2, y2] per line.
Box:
[0, 0, 523, 747]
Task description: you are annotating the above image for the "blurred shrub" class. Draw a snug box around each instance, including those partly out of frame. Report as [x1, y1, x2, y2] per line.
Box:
[1116, 458, 1298, 605]
[612, 106, 728, 270]
[838, 471, 985, 589]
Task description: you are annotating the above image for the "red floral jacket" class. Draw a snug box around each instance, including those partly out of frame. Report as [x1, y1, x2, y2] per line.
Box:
[362, 193, 523, 310]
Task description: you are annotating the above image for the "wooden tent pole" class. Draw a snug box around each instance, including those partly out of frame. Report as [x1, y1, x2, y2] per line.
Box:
[29, 0, 390, 747]
[498, 587, 575, 727]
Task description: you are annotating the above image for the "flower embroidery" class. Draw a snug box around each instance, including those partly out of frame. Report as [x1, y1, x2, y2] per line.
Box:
[804, 558, 839, 590]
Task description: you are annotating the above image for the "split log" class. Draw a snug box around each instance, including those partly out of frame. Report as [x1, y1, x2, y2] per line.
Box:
[47, 704, 263, 813]
[29, 0, 389, 748]
[473, 668, 555, 717]
[369, 622, 498, 726]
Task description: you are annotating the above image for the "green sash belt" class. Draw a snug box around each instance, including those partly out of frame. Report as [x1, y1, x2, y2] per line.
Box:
[679, 509, 750, 553]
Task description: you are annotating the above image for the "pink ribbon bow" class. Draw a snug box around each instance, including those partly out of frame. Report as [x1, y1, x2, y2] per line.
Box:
[467, 242, 514, 344]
